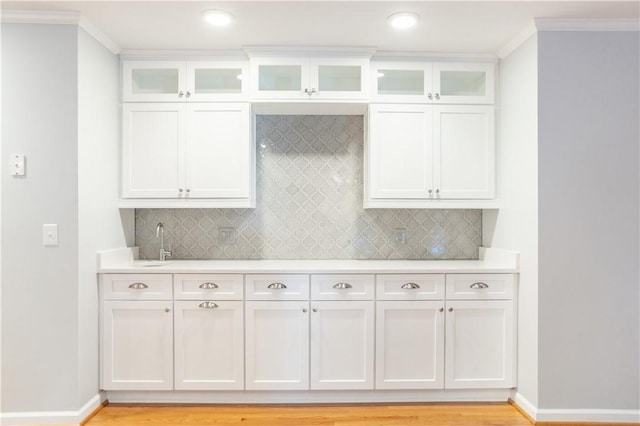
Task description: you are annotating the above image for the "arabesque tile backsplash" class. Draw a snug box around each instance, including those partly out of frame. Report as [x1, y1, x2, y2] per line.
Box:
[135, 115, 481, 260]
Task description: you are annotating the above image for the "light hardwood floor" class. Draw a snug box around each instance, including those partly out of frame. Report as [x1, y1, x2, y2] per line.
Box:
[84, 403, 534, 426]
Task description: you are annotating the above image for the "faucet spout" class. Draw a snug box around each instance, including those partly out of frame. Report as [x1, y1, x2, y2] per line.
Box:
[155, 222, 171, 261]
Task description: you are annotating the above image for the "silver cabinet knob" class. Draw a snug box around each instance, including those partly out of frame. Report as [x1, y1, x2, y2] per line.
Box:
[304, 88, 317, 95]
[312, 308, 318, 313]
[401, 282, 420, 290]
[435, 189, 440, 194]
[178, 188, 184, 193]
[199, 282, 218, 289]
[267, 282, 287, 289]
[470, 282, 489, 289]
[302, 308, 308, 313]
[165, 308, 171, 313]
[448, 307, 453, 312]
[178, 91, 184, 97]
[439, 307, 444, 312]
[333, 282, 352, 289]
[129, 282, 148, 289]
[434, 93, 440, 100]
[198, 301, 218, 309]
[186, 91, 191, 98]
[428, 189, 433, 194]
[185, 188, 191, 193]
[427, 93, 433, 100]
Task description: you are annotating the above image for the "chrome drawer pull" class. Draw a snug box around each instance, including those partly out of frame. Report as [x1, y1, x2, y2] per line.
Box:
[401, 282, 420, 289]
[267, 282, 287, 289]
[333, 282, 352, 289]
[199, 282, 219, 289]
[198, 301, 218, 309]
[470, 282, 489, 289]
[128, 282, 148, 289]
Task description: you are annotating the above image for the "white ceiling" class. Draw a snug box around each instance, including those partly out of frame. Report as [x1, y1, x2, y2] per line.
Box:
[2, 1, 639, 54]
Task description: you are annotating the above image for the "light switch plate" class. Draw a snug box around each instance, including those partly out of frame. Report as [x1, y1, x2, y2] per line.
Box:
[218, 227, 236, 244]
[11, 153, 25, 176]
[43, 224, 58, 246]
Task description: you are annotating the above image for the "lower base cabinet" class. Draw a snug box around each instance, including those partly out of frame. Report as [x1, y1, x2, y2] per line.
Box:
[445, 300, 514, 389]
[174, 300, 244, 390]
[101, 300, 173, 390]
[310, 301, 374, 390]
[375, 301, 444, 389]
[245, 301, 310, 390]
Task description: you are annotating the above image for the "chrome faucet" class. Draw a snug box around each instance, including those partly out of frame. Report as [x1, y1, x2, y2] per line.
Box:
[155, 222, 172, 261]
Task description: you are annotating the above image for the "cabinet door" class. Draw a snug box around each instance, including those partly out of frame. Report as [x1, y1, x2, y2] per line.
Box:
[310, 301, 374, 390]
[101, 301, 173, 390]
[371, 62, 431, 103]
[122, 103, 186, 199]
[445, 300, 514, 389]
[185, 103, 252, 198]
[310, 57, 369, 100]
[174, 301, 244, 390]
[250, 57, 309, 99]
[432, 62, 495, 104]
[245, 301, 309, 390]
[186, 61, 249, 102]
[367, 104, 434, 199]
[433, 105, 495, 199]
[376, 301, 444, 389]
[122, 61, 186, 102]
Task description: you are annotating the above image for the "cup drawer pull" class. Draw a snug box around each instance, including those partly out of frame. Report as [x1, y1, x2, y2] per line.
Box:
[267, 282, 287, 289]
[199, 282, 219, 289]
[401, 282, 420, 289]
[470, 282, 489, 289]
[198, 301, 218, 309]
[128, 282, 148, 289]
[333, 282, 352, 289]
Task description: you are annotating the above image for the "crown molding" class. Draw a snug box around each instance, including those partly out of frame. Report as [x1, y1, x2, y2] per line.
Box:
[497, 20, 537, 59]
[78, 16, 121, 55]
[1, 9, 80, 25]
[243, 46, 377, 58]
[372, 51, 497, 62]
[120, 49, 247, 61]
[535, 18, 640, 32]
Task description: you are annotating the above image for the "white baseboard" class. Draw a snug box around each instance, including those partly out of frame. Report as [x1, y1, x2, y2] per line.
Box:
[107, 389, 511, 404]
[511, 390, 640, 424]
[0, 393, 105, 425]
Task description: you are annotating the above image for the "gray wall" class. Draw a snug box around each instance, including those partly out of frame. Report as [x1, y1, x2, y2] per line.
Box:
[136, 116, 482, 260]
[1, 23, 80, 411]
[538, 31, 639, 409]
[484, 34, 539, 407]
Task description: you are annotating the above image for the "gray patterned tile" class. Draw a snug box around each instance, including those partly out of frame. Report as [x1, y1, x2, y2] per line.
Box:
[135, 115, 481, 260]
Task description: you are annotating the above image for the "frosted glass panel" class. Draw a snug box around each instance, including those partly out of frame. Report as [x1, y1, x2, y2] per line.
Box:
[132, 69, 179, 94]
[318, 65, 361, 92]
[377, 70, 424, 96]
[440, 71, 486, 97]
[194, 68, 242, 94]
[259, 65, 301, 91]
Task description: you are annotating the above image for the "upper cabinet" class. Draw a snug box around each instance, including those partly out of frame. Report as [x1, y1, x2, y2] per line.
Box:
[371, 61, 495, 104]
[123, 60, 249, 102]
[250, 56, 369, 100]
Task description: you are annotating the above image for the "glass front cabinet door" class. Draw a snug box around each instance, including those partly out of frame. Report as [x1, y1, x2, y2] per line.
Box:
[123, 60, 249, 102]
[251, 57, 369, 100]
[371, 62, 494, 104]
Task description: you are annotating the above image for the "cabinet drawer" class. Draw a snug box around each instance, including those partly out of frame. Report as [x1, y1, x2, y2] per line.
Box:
[174, 274, 243, 300]
[445, 274, 514, 300]
[101, 274, 172, 300]
[376, 274, 445, 300]
[311, 274, 374, 300]
[245, 274, 309, 300]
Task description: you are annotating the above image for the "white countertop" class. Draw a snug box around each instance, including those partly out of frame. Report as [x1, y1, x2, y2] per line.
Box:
[97, 248, 519, 274]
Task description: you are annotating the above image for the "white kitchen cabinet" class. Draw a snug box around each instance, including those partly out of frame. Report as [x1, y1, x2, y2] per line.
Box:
[101, 300, 173, 390]
[375, 301, 444, 389]
[122, 60, 248, 102]
[310, 301, 374, 390]
[366, 103, 495, 206]
[250, 56, 369, 100]
[174, 300, 244, 390]
[371, 61, 494, 104]
[245, 301, 310, 390]
[121, 102, 254, 207]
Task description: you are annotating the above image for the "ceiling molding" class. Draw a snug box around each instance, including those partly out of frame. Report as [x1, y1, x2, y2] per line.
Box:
[1, 9, 80, 25]
[243, 46, 377, 58]
[497, 20, 537, 59]
[535, 18, 640, 32]
[372, 51, 497, 62]
[120, 50, 248, 61]
[79, 16, 121, 55]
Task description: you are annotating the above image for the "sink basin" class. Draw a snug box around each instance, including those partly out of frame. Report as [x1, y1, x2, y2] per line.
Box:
[133, 261, 172, 267]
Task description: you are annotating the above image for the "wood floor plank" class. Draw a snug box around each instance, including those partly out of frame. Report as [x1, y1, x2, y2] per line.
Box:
[85, 403, 534, 426]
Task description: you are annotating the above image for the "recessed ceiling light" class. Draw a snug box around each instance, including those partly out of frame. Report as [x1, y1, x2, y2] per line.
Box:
[203, 10, 233, 26]
[387, 12, 419, 30]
